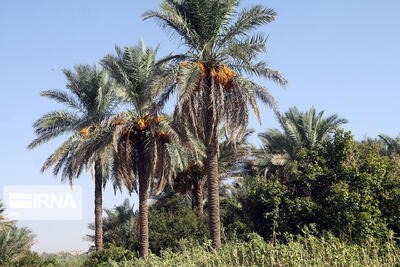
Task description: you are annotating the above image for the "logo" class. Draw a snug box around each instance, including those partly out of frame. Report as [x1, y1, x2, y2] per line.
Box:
[3, 186, 82, 221]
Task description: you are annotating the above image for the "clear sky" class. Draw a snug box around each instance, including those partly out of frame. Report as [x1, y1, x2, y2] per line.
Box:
[1, 0, 399, 253]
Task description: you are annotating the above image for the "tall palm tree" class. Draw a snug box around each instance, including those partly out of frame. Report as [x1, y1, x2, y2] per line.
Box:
[99, 41, 189, 257]
[28, 65, 118, 249]
[143, 0, 287, 248]
[254, 106, 348, 175]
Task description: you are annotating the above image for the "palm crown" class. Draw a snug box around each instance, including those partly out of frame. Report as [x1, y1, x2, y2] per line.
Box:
[28, 65, 117, 182]
[254, 107, 348, 174]
[99, 42, 186, 194]
[144, 0, 287, 144]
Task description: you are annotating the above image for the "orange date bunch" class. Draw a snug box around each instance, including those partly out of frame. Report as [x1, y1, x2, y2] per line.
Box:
[179, 62, 236, 92]
[80, 126, 95, 137]
[111, 115, 170, 144]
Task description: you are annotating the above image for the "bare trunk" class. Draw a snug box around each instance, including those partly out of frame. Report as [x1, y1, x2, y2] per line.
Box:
[138, 145, 149, 257]
[194, 179, 204, 217]
[94, 160, 103, 250]
[205, 74, 221, 249]
[206, 138, 221, 249]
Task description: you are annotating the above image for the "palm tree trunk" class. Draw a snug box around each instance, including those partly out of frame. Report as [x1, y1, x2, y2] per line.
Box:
[206, 138, 221, 249]
[205, 76, 221, 249]
[193, 178, 204, 217]
[94, 160, 103, 250]
[138, 145, 149, 257]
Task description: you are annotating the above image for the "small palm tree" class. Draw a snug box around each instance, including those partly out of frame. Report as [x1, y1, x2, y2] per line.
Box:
[378, 134, 400, 156]
[28, 65, 118, 249]
[0, 201, 35, 265]
[254, 106, 348, 175]
[174, 130, 253, 217]
[0, 202, 12, 232]
[87, 199, 137, 250]
[99, 41, 188, 257]
[144, 0, 287, 248]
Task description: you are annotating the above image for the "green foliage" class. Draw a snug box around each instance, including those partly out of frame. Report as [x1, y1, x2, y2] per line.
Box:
[84, 246, 136, 267]
[87, 199, 137, 250]
[225, 130, 400, 244]
[28, 64, 118, 184]
[254, 107, 347, 175]
[0, 227, 35, 265]
[88, 233, 400, 266]
[14, 251, 57, 267]
[88, 196, 208, 255]
[144, 0, 287, 146]
[147, 195, 209, 254]
[379, 134, 400, 156]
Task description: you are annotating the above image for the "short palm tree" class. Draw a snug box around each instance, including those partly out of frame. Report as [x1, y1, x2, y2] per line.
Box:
[100, 41, 188, 257]
[28, 65, 118, 249]
[0, 201, 35, 264]
[174, 130, 253, 217]
[378, 134, 400, 156]
[86, 199, 137, 250]
[0, 201, 14, 232]
[144, 0, 287, 248]
[254, 106, 348, 175]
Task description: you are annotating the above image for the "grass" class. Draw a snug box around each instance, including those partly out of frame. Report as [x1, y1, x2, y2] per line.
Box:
[82, 233, 400, 267]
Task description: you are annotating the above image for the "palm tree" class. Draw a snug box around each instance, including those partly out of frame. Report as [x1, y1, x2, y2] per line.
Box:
[0, 201, 14, 232]
[378, 134, 400, 156]
[143, 0, 287, 248]
[100, 41, 188, 257]
[254, 106, 348, 175]
[174, 130, 253, 217]
[28, 65, 118, 249]
[0, 201, 35, 264]
[87, 199, 137, 250]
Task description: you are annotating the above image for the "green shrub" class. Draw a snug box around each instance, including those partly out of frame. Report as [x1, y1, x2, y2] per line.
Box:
[0, 228, 36, 265]
[83, 246, 136, 267]
[14, 251, 56, 266]
[147, 195, 209, 254]
[88, 195, 208, 255]
[223, 130, 400, 244]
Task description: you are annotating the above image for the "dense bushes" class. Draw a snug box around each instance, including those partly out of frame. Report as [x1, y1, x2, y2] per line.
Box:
[89, 195, 208, 254]
[84, 246, 136, 267]
[80, 129, 400, 265]
[147, 195, 209, 254]
[14, 252, 56, 267]
[223, 130, 400, 244]
[85, 232, 400, 266]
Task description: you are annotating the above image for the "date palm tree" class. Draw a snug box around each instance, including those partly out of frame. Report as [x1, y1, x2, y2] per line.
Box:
[86, 199, 137, 250]
[144, 0, 287, 248]
[99, 41, 190, 257]
[28, 65, 118, 249]
[0, 201, 35, 264]
[0, 201, 14, 232]
[254, 106, 348, 175]
[174, 130, 253, 217]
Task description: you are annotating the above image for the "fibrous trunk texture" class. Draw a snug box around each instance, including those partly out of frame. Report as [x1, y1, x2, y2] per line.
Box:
[138, 144, 149, 257]
[194, 179, 204, 217]
[205, 75, 221, 249]
[94, 160, 103, 250]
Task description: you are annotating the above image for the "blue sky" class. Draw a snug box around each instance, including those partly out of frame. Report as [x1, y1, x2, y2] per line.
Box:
[1, 0, 399, 253]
